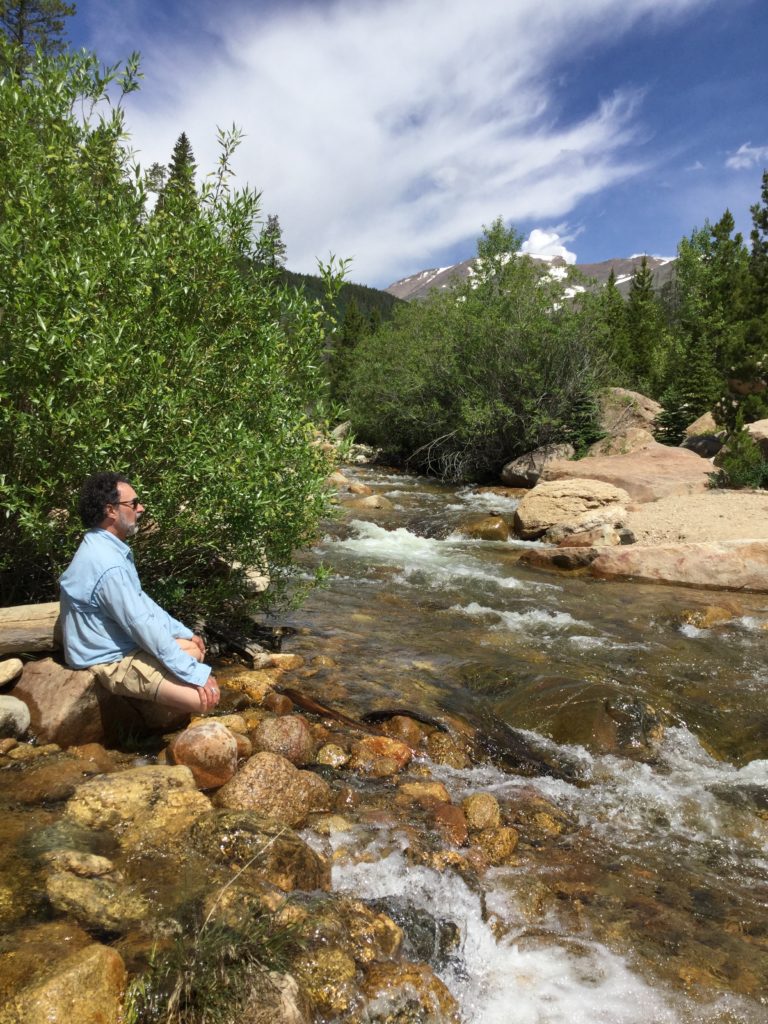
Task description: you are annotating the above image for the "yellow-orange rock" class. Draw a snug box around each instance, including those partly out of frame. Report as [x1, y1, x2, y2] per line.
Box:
[349, 735, 412, 776]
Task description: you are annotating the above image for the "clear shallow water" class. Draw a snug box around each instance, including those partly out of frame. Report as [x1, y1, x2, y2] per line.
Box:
[285, 466, 768, 1022]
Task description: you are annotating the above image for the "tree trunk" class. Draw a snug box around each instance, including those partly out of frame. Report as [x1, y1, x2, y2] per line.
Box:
[0, 602, 61, 655]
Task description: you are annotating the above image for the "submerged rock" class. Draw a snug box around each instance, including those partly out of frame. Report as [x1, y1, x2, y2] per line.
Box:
[45, 872, 150, 933]
[457, 515, 511, 541]
[367, 898, 462, 970]
[3, 942, 125, 1024]
[426, 732, 470, 769]
[190, 810, 331, 893]
[239, 970, 313, 1024]
[292, 946, 358, 1017]
[462, 792, 502, 832]
[396, 781, 451, 808]
[470, 826, 519, 866]
[380, 714, 428, 748]
[361, 961, 460, 1024]
[0, 921, 92, 1006]
[349, 736, 412, 776]
[3, 753, 102, 805]
[289, 895, 403, 966]
[431, 802, 468, 847]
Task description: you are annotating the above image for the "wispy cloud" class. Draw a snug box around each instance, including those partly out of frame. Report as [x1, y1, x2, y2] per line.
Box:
[110, 0, 711, 284]
[726, 142, 768, 171]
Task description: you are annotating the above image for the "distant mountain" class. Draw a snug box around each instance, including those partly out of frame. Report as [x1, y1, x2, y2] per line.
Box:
[385, 253, 677, 302]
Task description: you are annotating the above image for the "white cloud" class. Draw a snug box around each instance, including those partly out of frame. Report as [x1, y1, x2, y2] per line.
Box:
[520, 229, 578, 264]
[726, 143, 768, 171]
[111, 0, 710, 285]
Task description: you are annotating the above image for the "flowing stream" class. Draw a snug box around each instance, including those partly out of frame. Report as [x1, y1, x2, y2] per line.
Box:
[280, 465, 768, 1023]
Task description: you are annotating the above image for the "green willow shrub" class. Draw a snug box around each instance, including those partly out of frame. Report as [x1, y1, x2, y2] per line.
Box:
[0, 46, 339, 615]
[347, 219, 606, 481]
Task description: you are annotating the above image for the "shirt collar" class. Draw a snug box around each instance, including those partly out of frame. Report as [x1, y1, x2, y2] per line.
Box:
[90, 528, 134, 562]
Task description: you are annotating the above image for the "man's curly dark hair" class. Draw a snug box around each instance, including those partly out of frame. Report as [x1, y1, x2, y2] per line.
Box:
[78, 472, 129, 528]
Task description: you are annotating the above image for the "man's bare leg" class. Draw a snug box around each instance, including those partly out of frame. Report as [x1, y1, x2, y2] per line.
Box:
[156, 674, 220, 712]
[149, 638, 216, 710]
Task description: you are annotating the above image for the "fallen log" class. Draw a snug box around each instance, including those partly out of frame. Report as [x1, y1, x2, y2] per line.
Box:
[0, 602, 61, 656]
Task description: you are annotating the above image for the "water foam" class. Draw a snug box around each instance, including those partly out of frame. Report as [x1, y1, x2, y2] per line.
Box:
[330, 831, 728, 1024]
[452, 601, 587, 634]
[323, 521, 526, 591]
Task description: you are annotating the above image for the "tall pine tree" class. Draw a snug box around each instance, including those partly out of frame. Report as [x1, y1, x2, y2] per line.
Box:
[746, 171, 768, 360]
[586, 268, 630, 383]
[0, 0, 75, 76]
[329, 298, 367, 407]
[256, 214, 287, 270]
[155, 131, 197, 213]
[625, 256, 671, 396]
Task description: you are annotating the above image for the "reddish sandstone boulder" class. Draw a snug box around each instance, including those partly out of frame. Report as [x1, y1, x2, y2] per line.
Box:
[541, 441, 712, 503]
[12, 659, 128, 747]
[170, 721, 238, 789]
[590, 540, 768, 592]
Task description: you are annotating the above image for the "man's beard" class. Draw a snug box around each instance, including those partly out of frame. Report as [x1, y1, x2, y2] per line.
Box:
[118, 511, 140, 539]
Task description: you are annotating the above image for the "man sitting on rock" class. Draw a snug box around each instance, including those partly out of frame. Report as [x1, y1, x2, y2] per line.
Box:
[59, 471, 220, 712]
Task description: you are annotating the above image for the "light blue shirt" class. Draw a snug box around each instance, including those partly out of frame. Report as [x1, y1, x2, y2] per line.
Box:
[59, 529, 210, 687]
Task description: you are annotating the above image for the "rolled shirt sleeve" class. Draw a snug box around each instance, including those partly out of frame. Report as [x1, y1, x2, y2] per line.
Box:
[95, 568, 210, 687]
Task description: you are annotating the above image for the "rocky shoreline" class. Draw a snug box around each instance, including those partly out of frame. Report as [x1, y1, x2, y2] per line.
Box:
[0, 648, 572, 1023]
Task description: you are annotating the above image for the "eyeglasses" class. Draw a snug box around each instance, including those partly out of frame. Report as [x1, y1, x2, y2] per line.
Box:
[114, 498, 142, 510]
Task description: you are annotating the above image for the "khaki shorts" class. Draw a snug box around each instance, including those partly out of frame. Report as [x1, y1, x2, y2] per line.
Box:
[93, 650, 170, 702]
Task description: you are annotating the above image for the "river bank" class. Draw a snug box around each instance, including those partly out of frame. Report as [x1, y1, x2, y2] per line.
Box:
[2, 465, 768, 1022]
[625, 489, 768, 545]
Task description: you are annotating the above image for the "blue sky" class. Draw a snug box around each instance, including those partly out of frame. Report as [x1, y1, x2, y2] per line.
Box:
[68, 0, 768, 287]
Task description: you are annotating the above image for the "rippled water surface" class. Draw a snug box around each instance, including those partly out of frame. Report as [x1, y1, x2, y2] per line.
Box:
[282, 466, 768, 1023]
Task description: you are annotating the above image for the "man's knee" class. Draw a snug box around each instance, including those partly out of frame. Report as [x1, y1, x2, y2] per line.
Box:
[155, 678, 205, 712]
